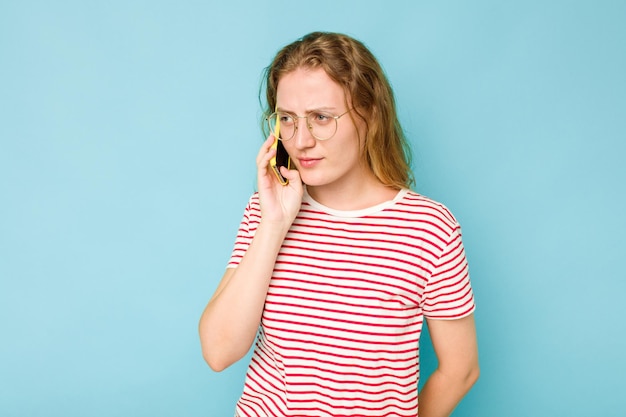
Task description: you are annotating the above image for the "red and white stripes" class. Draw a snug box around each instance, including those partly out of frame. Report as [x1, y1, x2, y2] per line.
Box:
[228, 189, 475, 417]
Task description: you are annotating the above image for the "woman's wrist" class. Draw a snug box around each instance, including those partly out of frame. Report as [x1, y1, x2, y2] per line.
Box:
[256, 220, 292, 242]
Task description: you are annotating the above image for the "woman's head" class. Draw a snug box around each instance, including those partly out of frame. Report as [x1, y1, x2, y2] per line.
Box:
[262, 31, 414, 189]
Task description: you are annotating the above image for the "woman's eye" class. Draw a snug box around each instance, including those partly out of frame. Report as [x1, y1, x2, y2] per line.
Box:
[279, 114, 294, 124]
[312, 113, 331, 123]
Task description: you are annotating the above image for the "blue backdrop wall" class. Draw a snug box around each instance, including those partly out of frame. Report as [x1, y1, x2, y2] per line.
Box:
[1, 1, 625, 416]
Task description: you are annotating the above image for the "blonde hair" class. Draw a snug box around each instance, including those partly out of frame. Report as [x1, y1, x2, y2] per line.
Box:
[262, 31, 414, 189]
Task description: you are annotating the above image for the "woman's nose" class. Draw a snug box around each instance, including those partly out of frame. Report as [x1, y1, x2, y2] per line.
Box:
[292, 118, 316, 149]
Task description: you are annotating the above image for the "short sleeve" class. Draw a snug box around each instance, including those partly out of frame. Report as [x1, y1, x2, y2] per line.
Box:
[226, 193, 261, 269]
[422, 223, 475, 319]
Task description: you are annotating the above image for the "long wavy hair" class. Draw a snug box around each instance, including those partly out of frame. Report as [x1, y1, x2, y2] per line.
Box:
[261, 31, 414, 190]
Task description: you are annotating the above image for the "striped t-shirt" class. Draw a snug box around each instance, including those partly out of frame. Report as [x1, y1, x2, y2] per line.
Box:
[228, 188, 475, 417]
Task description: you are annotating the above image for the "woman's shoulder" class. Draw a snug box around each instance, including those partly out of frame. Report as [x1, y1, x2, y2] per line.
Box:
[244, 191, 261, 208]
[395, 189, 460, 229]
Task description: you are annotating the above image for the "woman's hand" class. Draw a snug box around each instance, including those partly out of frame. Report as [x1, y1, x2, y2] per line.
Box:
[199, 135, 303, 371]
[256, 135, 303, 228]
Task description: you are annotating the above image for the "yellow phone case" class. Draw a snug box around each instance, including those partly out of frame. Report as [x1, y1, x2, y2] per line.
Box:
[270, 117, 290, 185]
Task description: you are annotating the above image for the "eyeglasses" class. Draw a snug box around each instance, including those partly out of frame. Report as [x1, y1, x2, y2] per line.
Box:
[266, 108, 353, 141]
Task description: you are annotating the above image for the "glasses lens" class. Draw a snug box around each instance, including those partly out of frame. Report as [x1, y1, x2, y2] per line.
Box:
[307, 112, 337, 141]
[267, 114, 279, 138]
[268, 113, 296, 141]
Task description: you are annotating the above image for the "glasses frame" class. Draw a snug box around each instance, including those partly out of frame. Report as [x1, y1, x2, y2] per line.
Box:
[266, 108, 353, 141]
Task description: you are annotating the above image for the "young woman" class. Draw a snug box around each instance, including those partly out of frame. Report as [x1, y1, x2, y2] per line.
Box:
[199, 32, 479, 417]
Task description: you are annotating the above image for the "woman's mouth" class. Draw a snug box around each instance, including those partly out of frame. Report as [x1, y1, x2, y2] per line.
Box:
[298, 158, 322, 169]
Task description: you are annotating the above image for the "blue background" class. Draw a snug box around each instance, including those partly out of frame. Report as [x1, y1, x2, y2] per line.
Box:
[1, 1, 625, 416]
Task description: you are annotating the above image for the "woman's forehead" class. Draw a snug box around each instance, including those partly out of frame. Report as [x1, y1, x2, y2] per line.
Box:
[276, 68, 347, 110]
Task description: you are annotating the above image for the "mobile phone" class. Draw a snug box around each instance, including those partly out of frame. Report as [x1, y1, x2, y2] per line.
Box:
[269, 119, 291, 185]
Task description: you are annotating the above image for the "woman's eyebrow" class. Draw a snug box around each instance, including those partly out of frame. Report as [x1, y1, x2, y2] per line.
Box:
[276, 106, 338, 113]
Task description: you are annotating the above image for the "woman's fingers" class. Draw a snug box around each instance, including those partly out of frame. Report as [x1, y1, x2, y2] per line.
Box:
[281, 165, 299, 183]
[256, 135, 276, 167]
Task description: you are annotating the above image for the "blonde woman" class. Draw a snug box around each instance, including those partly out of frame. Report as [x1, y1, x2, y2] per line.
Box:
[199, 32, 479, 417]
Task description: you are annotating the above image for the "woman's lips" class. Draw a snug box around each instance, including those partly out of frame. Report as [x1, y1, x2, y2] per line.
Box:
[298, 158, 322, 168]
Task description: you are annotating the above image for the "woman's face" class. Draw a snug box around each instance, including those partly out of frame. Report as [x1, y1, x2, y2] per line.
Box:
[276, 67, 368, 193]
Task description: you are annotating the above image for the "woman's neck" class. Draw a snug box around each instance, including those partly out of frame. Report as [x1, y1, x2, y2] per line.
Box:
[306, 175, 400, 211]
